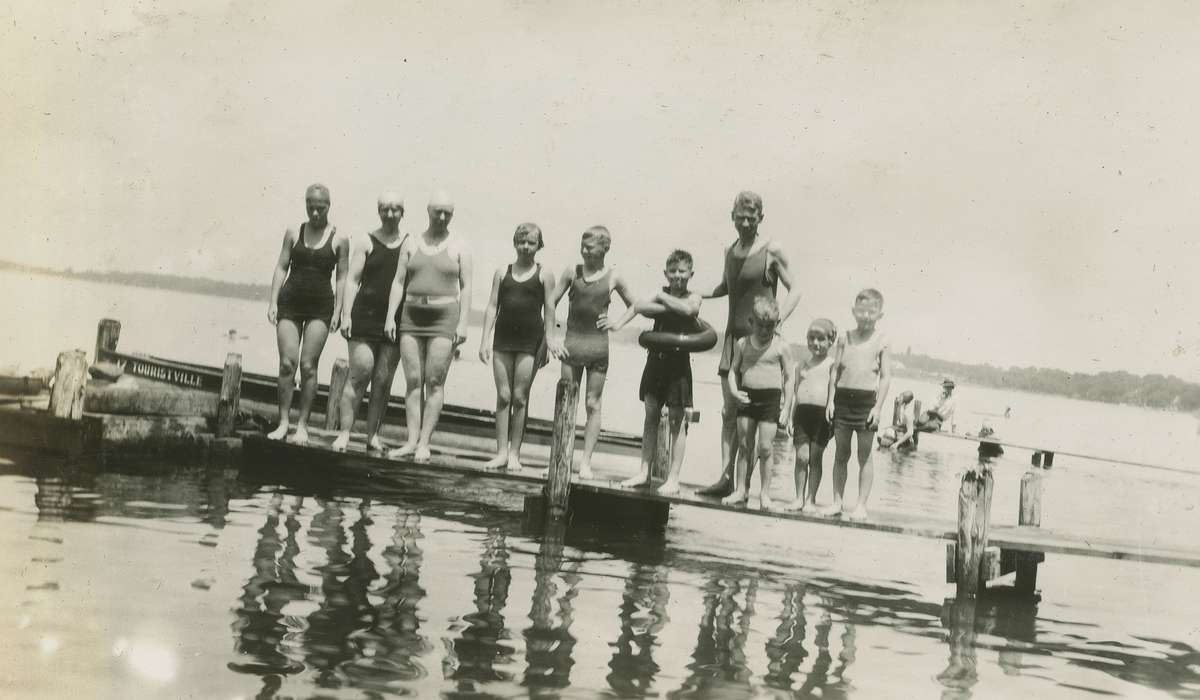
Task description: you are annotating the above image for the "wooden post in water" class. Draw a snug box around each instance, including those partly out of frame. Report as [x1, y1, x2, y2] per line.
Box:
[955, 467, 995, 598]
[94, 319, 121, 362]
[651, 409, 671, 483]
[1015, 469, 1045, 595]
[216, 353, 243, 438]
[323, 358, 350, 431]
[48, 350, 88, 419]
[544, 377, 579, 520]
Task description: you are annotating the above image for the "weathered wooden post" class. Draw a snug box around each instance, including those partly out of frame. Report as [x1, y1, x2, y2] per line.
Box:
[954, 466, 995, 598]
[94, 318, 121, 362]
[650, 409, 671, 483]
[48, 350, 88, 419]
[1041, 451, 1055, 469]
[216, 353, 243, 438]
[323, 358, 350, 431]
[1015, 469, 1045, 595]
[544, 377, 579, 520]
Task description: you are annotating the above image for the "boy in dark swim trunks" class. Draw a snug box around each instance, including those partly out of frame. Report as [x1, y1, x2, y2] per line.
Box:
[605, 249, 702, 495]
[786, 318, 837, 512]
[722, 296, 794, 509]
[823, 288, 892, 520]
[548, 226, 635, 480]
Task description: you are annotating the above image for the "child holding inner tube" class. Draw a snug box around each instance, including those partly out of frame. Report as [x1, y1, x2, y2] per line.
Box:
[786, 318, 837, 512]
[722, 296, 794, 509]
[823, 288, 892, 520]
[605, 249, 704, 495]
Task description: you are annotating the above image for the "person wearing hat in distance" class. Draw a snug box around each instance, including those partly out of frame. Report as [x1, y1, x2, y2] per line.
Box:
[915, 378, 957, 433]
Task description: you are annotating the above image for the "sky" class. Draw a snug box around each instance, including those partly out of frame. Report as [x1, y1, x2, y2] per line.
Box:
[2, 0, 1199, 381]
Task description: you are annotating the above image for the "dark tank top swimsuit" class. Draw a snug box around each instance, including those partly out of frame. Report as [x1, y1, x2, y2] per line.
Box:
[278, 223, 337, 322]
[494, 264, 544, 354]
[724, 241, 778, 339]
[350, 232, 405, 342]
[564, 265, 612, 368]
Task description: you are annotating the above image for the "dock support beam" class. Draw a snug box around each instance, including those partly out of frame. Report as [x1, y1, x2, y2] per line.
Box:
[323, 358, 350, 431]
[1014, 469, 1045, 595]
[49, 350, 88, 419]
[545, 378, 579, 521]
[216, 353, 243, 438]
[954, 467, 994, 598]
[651, 410, 671, 483]
[94, 319, 121, 362]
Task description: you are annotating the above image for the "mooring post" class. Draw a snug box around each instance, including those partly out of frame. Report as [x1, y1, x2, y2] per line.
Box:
[955, 466, 995, 598]
[1042, 451, 1055, 469]
[216, 353, 243, 438]
[1015, 469, 1045, 595]
[545, 377, 579, 520]
[323, 358, 350, 431]
[650, 409, 671, 483]
[94, 319, 121, 363]
[48, 350, 88, 419]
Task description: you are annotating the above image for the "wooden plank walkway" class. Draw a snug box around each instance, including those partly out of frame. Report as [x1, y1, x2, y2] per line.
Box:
[242, 430, 1200, 569]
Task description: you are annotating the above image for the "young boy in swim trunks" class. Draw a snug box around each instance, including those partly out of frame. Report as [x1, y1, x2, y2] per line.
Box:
[722, 296, 794, 509]
[786, 318, 837, 512]
[824, 288, 892, 520]
[548, 226, 635, 479]
[605, 249, 702, 495]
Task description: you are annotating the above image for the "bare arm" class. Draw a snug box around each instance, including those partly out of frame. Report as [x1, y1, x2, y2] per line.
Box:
[704, 246, 730, 299]
[768, 241, 802, 325]
[779, 340, 796, 424]
[267, 228, 295, 324]
[454, 242, 474, 346]
[653, 290, 702, 317]
[330, 228, 349, 331]
[478, 267, 503, 363]
[825, 334, 844, 422]
[339, 233, 369, 339]
[726, 339, 749, 404]
[545, 266, 572, 358]
[870, 341, 893, 429]
[383, 239, 412, 342]
[611, 271, 636, 310]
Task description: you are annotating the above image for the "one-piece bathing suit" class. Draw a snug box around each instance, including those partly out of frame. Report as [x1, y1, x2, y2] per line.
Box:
[398, 243, 461, 340]
[278, 223, 337, 323]
[494, 264, 544, 355]
[350, 232, 404, 343]
[564, 265, 612, 372]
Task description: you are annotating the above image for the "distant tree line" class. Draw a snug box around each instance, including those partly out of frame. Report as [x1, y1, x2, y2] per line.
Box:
[0, 259, 269, 302]
[895, 349, 1200, 411]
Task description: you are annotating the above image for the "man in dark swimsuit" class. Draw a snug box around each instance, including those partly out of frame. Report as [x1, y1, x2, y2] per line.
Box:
[698, 191, 803, 498]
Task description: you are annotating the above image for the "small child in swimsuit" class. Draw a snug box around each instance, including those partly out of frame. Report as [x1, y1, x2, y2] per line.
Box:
[478, 223, 557, 471]
[786, 318, 837, 512]
[605, 249, 702, 495]
[824, 288, 892, 520]
[548, 226, 635, 479]
[722, 296, 794, 509]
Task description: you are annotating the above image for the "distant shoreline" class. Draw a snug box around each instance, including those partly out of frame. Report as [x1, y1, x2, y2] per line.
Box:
[4, 258, 1197, 412]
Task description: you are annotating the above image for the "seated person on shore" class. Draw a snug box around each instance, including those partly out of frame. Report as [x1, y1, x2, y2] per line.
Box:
[604, 249, 702, 495]
[915, 378, 956, 433]
[722, 296, 794, 509]
[877, 390, 916, 450]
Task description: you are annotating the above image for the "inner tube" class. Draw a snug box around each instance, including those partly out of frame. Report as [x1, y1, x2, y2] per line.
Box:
[638, 318, 719, 353]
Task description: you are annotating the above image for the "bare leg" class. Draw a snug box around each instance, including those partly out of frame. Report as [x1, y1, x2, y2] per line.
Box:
[821, 424, 853, 516]
[847, 427, 876, 520]
[365, 342, 401, 451]
[506, 352, 536, 470]
[806, 442, 827, 508]
[658, 406, 687, 495]
[787, 433, 813, 511]
[269, 319, 301, 439]
[577, 365, 608, 479]
[486, 351, 516, 469]
[332, 340, 375, 451]
[622, 396, 661, 488]
[392, 334, 424, 458]
[288, 319, 331, 445]
[722, 416, 756, 505]
[757, 420, 779, 510]
[414, 336, 455, 462]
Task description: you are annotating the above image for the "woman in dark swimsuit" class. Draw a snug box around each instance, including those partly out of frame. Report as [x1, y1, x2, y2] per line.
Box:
[330, 192, 407, 453]
[267, 183, 348, 445]
[478, 223, 556, 470]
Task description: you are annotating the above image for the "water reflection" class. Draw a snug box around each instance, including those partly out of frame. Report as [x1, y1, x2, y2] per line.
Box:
[523, 529, 580, 693]
[446, 528, 516, 695]
[672, 573, 758, 697]
[607, 562, 670, 696]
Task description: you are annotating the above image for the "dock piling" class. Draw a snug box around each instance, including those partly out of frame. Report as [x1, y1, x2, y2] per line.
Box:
[954, 467, 995, 598]
[544, 378, 579, 520]
[49, 350, 88, 419]
[1014, 469, 1046, 595]
[216, 353, 243, 438]
[94, 319, 121, 362]
[651, 410, 671, 483]
[323, 358, 350, 431]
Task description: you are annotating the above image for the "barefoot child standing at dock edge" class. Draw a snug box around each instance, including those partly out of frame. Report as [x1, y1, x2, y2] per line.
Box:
[824, 289, 891, 520]
[786, 318, 836, 512]
[604, 249, 703, 495]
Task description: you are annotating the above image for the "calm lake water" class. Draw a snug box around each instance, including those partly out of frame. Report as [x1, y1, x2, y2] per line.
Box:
[3, 270, 1200, 698]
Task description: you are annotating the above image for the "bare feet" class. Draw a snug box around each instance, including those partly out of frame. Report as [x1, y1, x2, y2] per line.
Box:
[656, 481, 681, 496]
[846, 505, 869, 521]
[577, 462, 595, 481]
[620, 472, 651, 489]
[388, 443, 417, 459]
[819, 501, 844, 518]
[330, 432, 350, 452]
[366, 435, 388, 452]
[504, 456, 524, 472]
[760, 494, 776, 511]
[482, 454, 508, 471]
[413, 445, 432, 463]
[266, 423, 289, 441]
[785, 499, 806, 512]
[286, 426, 309, 446]
[721, 490, 748, 506]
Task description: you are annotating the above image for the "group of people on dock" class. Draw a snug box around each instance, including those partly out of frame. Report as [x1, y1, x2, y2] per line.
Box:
[268, 185, 948, 521]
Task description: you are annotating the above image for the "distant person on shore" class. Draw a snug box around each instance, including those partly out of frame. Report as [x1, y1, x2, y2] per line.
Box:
[698, 191, 803, 499]
[915, 379, 957, 433]
[330, 192, 407, 453]
[604, 249, 703, 495]
[385, 191, 473, 463]
[266, 183, 349, 445]
[786, 318, 837, 512]
[721, 296, 794, 509]
[824, 288, 891, 520]
[547, 226, 635, 479]
[478, 223, 556, 471]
